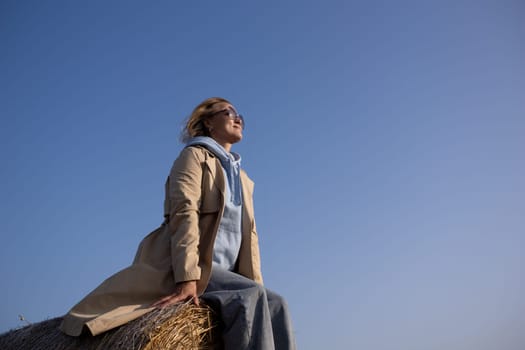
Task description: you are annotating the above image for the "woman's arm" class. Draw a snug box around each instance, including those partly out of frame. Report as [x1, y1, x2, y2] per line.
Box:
[167, 147, 204, 282]
[155, 147, 204, 307]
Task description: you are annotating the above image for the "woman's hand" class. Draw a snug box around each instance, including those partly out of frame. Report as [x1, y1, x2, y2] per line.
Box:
[152, 280, 200, 308]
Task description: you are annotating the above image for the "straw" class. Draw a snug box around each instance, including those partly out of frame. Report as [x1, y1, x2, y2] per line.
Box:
[0, 301, 220, 350]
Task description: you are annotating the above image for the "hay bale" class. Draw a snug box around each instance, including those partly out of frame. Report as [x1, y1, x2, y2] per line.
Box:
[0, 301, 221, 350]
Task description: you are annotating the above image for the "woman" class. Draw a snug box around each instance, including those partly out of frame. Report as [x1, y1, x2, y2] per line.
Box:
[60, 97, 296, 350]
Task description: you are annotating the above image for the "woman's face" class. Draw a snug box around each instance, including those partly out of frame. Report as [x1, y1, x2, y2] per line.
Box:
[205, 102, 244, 149]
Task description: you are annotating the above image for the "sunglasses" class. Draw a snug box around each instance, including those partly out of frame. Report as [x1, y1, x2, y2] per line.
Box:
[210, 108, 245, 129]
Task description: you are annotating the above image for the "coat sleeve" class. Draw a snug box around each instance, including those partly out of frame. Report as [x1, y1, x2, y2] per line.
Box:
[166, 147, 203, 283]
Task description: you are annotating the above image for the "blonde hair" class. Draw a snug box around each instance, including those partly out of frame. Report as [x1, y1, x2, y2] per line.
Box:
[180, 97, 231, 143]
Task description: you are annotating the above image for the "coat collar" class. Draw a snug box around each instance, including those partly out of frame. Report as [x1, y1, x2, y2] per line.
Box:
[204, 151, 226, 196]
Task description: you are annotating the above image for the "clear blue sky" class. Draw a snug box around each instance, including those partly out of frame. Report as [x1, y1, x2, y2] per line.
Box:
[1, 1, 524, 349]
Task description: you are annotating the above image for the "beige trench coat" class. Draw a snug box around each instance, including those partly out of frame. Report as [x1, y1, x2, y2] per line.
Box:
[60, 146, 263, 336]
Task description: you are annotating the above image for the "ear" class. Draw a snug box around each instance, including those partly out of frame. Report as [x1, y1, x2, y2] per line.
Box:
[203, 118, 214, 135]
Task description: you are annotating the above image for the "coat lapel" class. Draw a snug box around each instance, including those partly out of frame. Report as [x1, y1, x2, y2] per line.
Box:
[205, 155, 226, 196]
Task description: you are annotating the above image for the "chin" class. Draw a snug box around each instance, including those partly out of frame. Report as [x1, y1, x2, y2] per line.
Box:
[231, 134, 243, 144]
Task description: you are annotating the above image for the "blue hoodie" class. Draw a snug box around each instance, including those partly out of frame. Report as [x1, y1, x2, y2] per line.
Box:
[185, 136, 243, 271]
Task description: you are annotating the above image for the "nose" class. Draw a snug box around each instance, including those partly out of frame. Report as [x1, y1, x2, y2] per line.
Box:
[235, 116, 245, 129]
